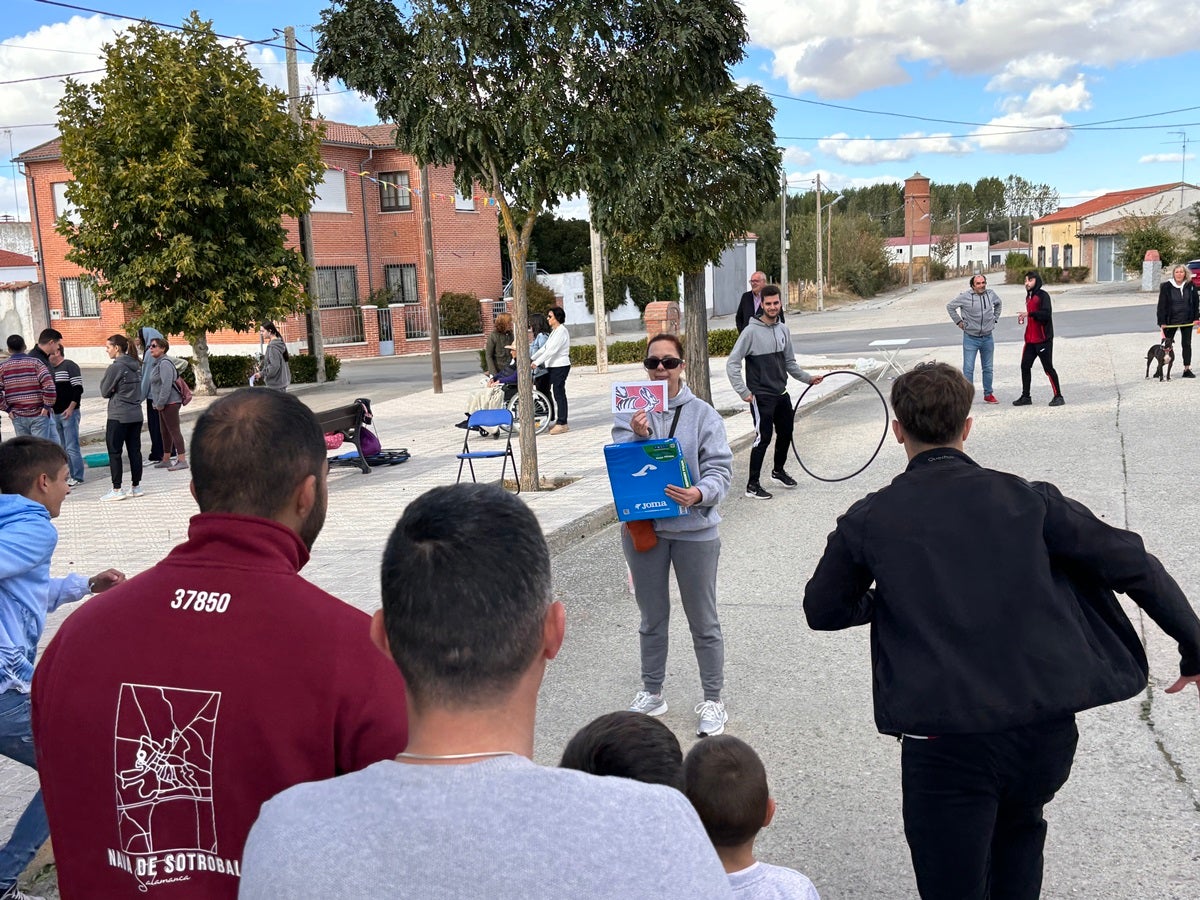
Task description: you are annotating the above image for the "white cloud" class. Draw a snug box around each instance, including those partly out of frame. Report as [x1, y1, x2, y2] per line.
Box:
[1003, 76, 1091, 117]
[741, 0, 1192, 99]
[782, 146, 812, 167]
[784, 168, 902, 194]
[1140, 152, 1194, 164]
[970, 115, 1071, 154]
[817, 132, 971, 165]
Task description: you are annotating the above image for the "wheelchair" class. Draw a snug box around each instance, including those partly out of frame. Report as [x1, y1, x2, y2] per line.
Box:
[502, 384, 554, 436]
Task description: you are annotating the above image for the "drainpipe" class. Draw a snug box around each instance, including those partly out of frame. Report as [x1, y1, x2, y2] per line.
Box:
[21, 163, 52, 324]
[360, 148, 374, 296]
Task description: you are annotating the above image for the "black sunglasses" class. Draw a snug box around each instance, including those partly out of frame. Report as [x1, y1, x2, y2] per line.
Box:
[643, 356, 683, 370]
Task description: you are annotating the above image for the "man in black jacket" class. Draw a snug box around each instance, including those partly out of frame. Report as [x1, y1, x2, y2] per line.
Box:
[1012, 271, 1064, 406]
[735, 271, 771, 333]
[803, 362, 1200, 900]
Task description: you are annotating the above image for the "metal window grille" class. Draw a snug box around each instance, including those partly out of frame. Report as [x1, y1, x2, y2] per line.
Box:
[383, 263, 419, 304]
[60, 278, 100, 317]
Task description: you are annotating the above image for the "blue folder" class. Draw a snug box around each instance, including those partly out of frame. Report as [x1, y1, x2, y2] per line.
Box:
[603, 438, 692, 522]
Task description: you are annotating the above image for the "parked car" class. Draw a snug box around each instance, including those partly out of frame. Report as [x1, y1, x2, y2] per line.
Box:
[1187, 259, 1200, 287]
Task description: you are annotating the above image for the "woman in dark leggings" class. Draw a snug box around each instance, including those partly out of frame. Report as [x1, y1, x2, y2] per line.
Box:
[530, 306, 571, 435]
[98, 334, 144, 501]
[1157, 264, 1200, 378]
[147, 337, 189, 470]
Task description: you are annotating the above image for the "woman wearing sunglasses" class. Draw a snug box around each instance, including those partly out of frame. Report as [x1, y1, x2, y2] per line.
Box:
[612, 333, 734, 738]
[529, 306, 571, 434]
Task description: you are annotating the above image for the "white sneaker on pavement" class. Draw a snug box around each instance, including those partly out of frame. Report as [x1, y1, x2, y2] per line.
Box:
[628, 690, 668, 716]
[695, 699, 728, 737]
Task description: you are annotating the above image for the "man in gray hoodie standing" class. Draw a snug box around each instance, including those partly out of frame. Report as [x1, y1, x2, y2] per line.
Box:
[727, 286, 822, 500]
[947, 274, 1002, 403]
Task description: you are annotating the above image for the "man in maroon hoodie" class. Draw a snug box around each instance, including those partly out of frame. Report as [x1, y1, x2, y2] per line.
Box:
[31, 389, 408, 898]
[1011, 271, 1064, 407]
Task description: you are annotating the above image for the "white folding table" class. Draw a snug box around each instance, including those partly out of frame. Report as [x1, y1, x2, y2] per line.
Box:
[868, 338, 910, 381]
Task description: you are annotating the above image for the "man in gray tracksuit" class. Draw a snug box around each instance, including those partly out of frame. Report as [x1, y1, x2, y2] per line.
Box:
[946, 274, 1002, 403]
[726, 286, 822, 499]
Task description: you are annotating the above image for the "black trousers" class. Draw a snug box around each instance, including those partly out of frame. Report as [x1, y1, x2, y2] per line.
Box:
[748, 392, 794, 483]
[1019, 341, 1060, 398]
[901, 717, 1079, 900]
[106, 419, 144, 489]
[547, 365, 570, 425]
[145, 400, 163, 460]
[1163, 325, 1193, 366]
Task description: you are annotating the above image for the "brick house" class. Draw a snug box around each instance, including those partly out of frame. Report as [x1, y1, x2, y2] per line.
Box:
[16, 120, 503, 364]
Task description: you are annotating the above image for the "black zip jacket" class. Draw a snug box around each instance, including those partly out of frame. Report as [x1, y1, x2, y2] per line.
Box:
[803, 448, 1200, 736]
[1156, 278, 1199, 327]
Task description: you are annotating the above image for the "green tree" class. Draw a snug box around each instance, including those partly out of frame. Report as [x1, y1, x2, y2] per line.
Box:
[56, 13, 323, 394]
[593, 85, 781, 403]
[1181, 205, 1200, 261]
[316, 0, 746, 488]
[1118, 214, 1179, 273]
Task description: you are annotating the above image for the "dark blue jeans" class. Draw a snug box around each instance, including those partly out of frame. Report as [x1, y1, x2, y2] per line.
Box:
[0, 690, 48, 890]
[901, 717, 1079, 900]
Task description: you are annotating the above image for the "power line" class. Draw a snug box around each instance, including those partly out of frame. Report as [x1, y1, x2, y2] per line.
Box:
[31, 0, 314, 53]
[0, 42, 104, 57]
[0, 69, 103, 85]
[779, 120, 1200, 142]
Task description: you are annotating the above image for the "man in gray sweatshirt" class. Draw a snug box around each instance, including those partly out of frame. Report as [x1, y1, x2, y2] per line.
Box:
[946, 274, 1002, 403]
[240, 483, 732, 899]
[726, 286, 822, 499]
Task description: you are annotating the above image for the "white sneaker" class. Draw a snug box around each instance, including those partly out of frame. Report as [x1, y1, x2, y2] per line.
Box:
[628, 690, 668, 716]
[695, 699, 728, 737]
[1, 884, 48, 900]
[100, 488, 128, 502]
[130, 486, 145, 498]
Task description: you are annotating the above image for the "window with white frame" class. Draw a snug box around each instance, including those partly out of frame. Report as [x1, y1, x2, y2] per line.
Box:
[454, 186, 474, 211]
[51, 182, 81, 224]
[379, 172, 412, 212]
[312, 169, 348, 213]
[61, 277, 100, 317]
[384, 263, 419, 303]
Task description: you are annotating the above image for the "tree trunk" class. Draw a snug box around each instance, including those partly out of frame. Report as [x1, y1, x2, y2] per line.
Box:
[682, 269, 711, 405]
[187, 331, 218, 395]
[509, 245, 540, 491]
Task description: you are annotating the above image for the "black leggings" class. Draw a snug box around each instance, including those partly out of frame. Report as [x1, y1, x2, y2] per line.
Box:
[106, 419, 143, 488]
[1163, 325, 1193, 367]
[1020, 341, 1061, 398]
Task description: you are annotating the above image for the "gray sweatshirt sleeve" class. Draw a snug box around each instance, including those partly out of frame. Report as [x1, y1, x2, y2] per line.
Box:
[151, 357, 174, 408]
[691, 407, 733, 508]
[991, 290, 1002, 322]
[947, 291, 970, 324]
[725, 329, 754, 400]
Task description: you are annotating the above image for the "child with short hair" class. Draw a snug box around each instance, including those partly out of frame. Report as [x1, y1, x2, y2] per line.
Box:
[684, 735, 820, 899]
[560, 710, 684, 791]
[0, 436, 124, 899]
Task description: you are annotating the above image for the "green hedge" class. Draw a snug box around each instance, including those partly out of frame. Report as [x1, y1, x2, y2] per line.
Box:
[288, 354, 342, 384]
[179, 353, 341, 387]
[1007, 265, 1090, 285]
[707, 329, 738, 357]
[439, 292, 482, 336]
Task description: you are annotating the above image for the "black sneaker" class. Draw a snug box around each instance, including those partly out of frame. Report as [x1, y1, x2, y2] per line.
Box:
[1012, 395, 1032, 406]
[745, 483, 773, 500]
[1048, 395, 1065, 407]
[1183, 370, 1195, 378]
[770, 469, 798, 488]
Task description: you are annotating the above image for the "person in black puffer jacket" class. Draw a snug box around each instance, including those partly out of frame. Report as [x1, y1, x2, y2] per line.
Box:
[1012, 270, 1064, 406]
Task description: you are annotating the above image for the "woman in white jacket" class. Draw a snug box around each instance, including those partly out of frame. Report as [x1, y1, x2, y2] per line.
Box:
[529, 305, 571, 434]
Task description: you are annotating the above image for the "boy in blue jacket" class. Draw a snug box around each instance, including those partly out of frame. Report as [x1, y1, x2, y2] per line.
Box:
[0, 436, 123, 900]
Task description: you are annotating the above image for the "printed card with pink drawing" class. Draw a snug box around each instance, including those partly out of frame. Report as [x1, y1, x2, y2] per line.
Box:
[611, 381, 669, 415]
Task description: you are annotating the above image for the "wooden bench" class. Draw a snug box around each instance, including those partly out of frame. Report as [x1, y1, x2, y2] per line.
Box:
[315, 400, 371, 474]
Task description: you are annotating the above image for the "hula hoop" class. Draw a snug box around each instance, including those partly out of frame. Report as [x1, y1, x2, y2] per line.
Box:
[790, 370, 890, 483]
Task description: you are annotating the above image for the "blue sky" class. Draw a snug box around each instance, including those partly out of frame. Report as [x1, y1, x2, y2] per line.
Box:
[3, 0, 1198, 222]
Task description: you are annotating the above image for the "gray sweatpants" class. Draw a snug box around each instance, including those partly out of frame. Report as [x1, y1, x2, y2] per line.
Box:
[622, 528, 724, 700]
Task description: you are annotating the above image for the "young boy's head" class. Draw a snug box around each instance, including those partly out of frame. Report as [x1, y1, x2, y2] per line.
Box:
[0, 436, 71, 518]
[684, 735, 773, 849]
[560, 711, 684, 791]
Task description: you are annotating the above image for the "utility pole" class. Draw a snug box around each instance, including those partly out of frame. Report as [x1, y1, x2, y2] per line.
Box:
[826, 202, 833, 285]
[1169, 131, 1188, 206]
[419, 165, 443, 393]
[815, 174, 824, 312]
[779, 169, 789, 305]
[955, 204, 962, 275]
[285, 26, 325, 383]
[589, 216, 608, 373]
[907, 197, 914, 290]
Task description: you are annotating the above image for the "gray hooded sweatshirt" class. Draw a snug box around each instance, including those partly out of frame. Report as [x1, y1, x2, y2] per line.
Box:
[947, 280, 1002, 337]
[99, 353, 144, 423]
[611, 384, 733, 542]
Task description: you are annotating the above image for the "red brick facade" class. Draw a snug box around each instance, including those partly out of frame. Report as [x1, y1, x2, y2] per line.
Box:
[17, 121, 503, 363]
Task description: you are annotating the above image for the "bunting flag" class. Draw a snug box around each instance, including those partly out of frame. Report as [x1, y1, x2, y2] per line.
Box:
[323, 163, 500, 208]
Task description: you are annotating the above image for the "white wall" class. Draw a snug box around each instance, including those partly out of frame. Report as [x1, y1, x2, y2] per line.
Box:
[539, 271, 641, 330]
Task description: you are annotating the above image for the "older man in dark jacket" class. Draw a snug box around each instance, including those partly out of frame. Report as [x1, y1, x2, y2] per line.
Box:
[804, 362, 1200, 900]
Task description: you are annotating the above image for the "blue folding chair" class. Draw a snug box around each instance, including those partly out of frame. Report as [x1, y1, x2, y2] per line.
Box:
[456, 408, 519, 493]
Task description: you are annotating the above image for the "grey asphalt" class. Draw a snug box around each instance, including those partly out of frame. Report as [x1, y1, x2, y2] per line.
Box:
[7, 279, 1199, 898]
